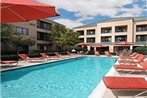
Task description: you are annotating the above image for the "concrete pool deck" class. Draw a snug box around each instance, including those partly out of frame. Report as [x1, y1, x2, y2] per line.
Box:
[1, 55, 83, 71]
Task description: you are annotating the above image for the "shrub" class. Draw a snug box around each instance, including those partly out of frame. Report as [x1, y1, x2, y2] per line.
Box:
[134, 46, 147, 55]
[88, 51, 94, 55]
[1, 55, 19, 60]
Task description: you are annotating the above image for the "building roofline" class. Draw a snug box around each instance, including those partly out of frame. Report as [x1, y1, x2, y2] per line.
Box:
[74, 16, 147, 29]
[40, 18, 64, 26]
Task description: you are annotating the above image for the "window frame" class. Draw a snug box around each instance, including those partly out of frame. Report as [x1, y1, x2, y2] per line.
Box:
[16, 26, 29, 35]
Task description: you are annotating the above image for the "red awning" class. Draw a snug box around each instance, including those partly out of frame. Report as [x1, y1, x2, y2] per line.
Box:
[91, 44, 106, 48]
[115, 41, 133, 46]
[75, 42, 89, 46]
[0, 0, 59, 23]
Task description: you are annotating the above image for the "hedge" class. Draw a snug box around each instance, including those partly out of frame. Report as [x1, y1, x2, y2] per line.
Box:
[134, 46, 147, 55]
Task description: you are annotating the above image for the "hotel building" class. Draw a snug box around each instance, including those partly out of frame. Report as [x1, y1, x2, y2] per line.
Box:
[2, 19, 62, 53]
[73, 17, 147, 52]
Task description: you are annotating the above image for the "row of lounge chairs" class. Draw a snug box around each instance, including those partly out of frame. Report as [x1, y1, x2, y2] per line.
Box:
[1, 51, 112, 66]
[103, 52, 147, 97]
[0, 52, 75, 66]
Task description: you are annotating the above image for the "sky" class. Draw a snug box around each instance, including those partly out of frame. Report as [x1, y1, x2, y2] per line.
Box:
[37, 0, 147, 28]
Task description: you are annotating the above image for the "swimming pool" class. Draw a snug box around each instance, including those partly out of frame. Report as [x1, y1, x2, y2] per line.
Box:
[1, 57, 116, 98]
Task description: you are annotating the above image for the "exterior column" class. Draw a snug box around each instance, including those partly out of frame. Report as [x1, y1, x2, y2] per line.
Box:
[130, 46, 133, 50]
[87, 46, 91, 51]
[109, 46, 114, 52]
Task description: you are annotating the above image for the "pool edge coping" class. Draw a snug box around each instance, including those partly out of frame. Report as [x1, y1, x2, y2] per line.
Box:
[1, 56, 85, 72]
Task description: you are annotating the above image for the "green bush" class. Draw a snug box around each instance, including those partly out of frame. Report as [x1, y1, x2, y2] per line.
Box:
[134, 46, 147, 55]
[88, 51, 94, 55]
[1, 55, 19, 60]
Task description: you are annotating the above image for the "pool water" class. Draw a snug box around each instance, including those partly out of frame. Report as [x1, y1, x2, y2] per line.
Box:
[1, 57, 116, 98]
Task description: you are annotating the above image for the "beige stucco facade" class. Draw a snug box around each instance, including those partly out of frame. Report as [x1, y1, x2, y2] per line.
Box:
[8, 19, 58, 51]
[74, 17, 147, 52]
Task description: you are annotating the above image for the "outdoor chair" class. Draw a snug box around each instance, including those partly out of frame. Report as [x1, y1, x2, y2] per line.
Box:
[103, 76, 147, 97]
[18, 54, 43, 62]
[104, 51, 112, 57]
[54, 52, 61, 57]
[114, 60, 147, 74]
[119, 52, 139, 61]
[95, 51, 100, 56]
[40, 53, 60, 60]
[118, 54, 145, 64]
[1, 60, 18, 67]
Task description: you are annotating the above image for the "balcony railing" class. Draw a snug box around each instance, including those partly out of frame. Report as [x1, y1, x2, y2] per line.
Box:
[134, 41, 147, 45]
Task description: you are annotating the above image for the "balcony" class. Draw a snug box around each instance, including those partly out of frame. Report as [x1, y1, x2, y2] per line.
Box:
[77, 30, 84, 36]
[86, 29, 95, 35]
[134, 41, 147, 45]
[101, 42, 113, 45]
[101, 27, 112, 33]
[37, 20, 52, 30]
[79, 38, 84, 42]
[87, 38, 95, 43]
[115, 25, 127, 33]
[115, 35, 127, 42]
[136, 25, 147, 32]
[136, 35, 147, 42]
[37, 32, 51, 41]
[101, 36, 111, 42]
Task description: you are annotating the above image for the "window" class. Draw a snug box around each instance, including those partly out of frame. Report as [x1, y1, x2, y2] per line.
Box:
[136, 35, 147, 42]
[77, 30, 84, 36]
[136, 25, 147, 32]
[115, 25, 127, 32]
[16, 27, 28, 35]
[87, 29, 95, 35]
[37, 31, 51, 41]
[101, 27, 112, 33]
[37, 20, 52, 30]
[87, 37, 95, 43]
[79, 38, 84, 42]
[115, 35, 127, 42]
[101, 36, 111, 42]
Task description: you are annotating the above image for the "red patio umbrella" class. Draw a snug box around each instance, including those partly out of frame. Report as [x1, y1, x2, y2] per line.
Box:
[115, 41, 133, 46]
[75, 42, 89, 46]
[92, 44, 106, 48]
[0, 0, 59, 23]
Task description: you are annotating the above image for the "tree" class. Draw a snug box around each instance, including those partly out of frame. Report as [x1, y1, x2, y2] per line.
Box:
[51, 24, 80, 51]
[1, 24, 14, 44]
[51, 24, 66, 48]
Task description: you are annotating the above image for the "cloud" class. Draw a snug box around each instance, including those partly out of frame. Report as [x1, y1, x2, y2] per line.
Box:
[36, 0, 146, 28]
[53, 18, 84, 29]
[37, 0, 139, 18]
[115, 4, 144, 17]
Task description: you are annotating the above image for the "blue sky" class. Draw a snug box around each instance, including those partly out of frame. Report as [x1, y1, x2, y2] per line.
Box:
[37, 0, 147, 28]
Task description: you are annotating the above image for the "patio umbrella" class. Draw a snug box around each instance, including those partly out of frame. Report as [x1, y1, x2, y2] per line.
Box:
[75, 42, 89, 46]
[0, 0, 59, 23]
